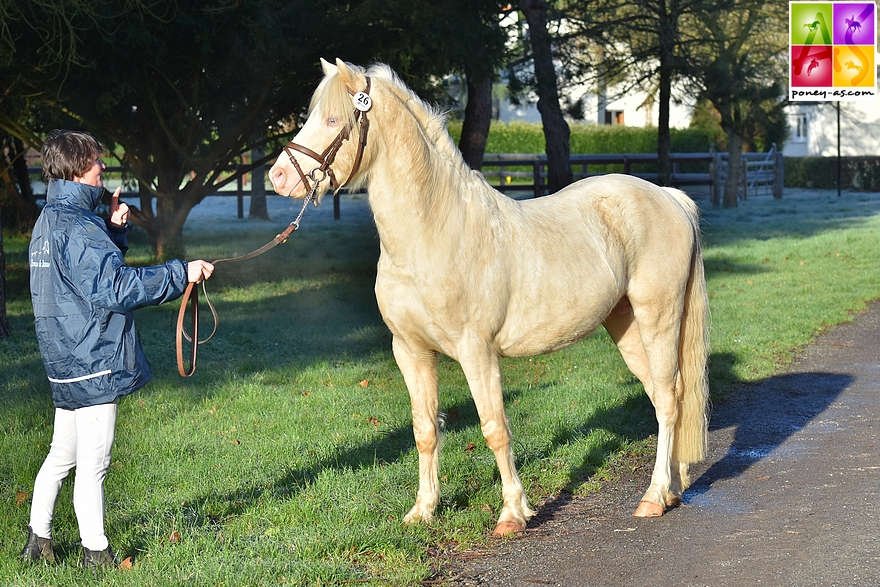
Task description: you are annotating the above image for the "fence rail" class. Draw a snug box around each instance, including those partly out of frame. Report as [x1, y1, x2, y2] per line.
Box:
[481, 152, 717, 199]
[25, 147, 782, 219]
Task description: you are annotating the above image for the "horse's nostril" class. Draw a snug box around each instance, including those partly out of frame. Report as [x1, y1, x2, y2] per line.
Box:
[270, 168, 284, 188]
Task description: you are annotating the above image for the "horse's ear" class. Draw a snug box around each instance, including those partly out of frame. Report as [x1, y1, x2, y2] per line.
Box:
[335, 58, 357, 89]
[320, 58, 337, 77]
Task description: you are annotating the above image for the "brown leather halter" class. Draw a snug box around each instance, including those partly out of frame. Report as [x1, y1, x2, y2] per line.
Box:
[175, 77, 373, 377]
[282, 77, 372, 195]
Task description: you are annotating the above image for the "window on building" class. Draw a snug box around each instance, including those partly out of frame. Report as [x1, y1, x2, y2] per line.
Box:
[793, 113, 808, 143]
[604, 110, 624, 125]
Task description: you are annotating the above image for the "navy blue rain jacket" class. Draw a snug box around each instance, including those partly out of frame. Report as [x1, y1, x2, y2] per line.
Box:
[29, 179, 189, 409]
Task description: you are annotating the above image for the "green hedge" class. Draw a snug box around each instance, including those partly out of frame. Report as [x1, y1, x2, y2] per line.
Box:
[784, 156, 880, 191]
[446, 121, 716, 154]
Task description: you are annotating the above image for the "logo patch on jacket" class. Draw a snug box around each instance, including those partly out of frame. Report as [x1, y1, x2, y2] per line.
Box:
[30, 241, 50, 268]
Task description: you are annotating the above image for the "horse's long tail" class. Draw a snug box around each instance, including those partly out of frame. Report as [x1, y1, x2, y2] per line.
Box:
[672, 204, 710, 465]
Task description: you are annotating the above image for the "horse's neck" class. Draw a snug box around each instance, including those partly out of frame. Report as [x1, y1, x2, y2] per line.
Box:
[366, 127, 481, 248]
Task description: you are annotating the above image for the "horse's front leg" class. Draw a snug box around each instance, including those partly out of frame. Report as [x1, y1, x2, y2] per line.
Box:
[392, 336, 443, 525]
[459, 338, 536, 535]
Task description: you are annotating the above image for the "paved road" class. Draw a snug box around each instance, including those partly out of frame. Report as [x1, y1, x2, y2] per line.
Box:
[448, 302, 880, 587]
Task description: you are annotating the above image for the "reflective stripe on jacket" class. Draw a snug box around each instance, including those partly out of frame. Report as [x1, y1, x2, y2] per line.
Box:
[29, 179, 188, 409]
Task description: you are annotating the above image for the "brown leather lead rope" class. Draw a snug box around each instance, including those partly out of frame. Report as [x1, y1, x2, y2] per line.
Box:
[178, 78, 373, 377]
[176, 194, 312, 377]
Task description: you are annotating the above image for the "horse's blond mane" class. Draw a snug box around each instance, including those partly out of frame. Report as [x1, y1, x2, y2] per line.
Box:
[365, 64, 460, 161]
[311, 61, 465, 171]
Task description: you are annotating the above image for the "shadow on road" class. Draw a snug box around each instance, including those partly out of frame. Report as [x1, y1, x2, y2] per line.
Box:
[685, 370, 852, 505]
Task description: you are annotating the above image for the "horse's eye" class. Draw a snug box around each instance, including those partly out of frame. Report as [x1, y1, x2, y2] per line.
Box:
[328, 117, 338, 126]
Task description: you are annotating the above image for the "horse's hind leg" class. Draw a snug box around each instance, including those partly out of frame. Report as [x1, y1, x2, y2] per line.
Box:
[604, 307, 684, 517]
[458, 337, 536, 535]
[392, 336, 443, 525]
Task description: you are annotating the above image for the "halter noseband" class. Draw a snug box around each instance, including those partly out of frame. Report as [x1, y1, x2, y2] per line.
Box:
[282, 77, 372, 194]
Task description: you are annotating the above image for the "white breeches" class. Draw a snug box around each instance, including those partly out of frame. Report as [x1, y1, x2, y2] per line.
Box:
[29, 401, 118, 551]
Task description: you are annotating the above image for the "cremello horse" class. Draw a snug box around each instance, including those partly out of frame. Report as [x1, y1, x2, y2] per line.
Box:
[269, 59, 709, 535]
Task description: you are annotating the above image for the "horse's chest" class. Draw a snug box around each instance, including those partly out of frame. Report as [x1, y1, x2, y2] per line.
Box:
[374, 260, 481, 341]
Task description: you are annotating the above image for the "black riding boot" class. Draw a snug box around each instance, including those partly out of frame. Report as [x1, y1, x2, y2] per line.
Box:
[20, 525, 55, 563]
[82, 545, 118, 569]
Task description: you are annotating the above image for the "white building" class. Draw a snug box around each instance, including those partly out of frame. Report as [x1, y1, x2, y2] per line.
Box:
[784, 100, 880, 156]
[492, 82, 694, 129]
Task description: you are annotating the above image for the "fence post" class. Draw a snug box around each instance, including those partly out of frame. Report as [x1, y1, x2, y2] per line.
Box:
[773, 146, 784, 199]
[709, 148, 720, 206]
[237, 173, 244, 219]
[249, 146, 270, 220]
[533, 159, 542, 198]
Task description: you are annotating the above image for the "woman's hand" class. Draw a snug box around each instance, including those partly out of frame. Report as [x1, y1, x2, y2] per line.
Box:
[109, 187, 130, 227]
[187, 260, 215, 283]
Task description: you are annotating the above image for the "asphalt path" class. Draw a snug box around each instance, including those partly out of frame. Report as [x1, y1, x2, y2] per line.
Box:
[447, 301, 880, 587]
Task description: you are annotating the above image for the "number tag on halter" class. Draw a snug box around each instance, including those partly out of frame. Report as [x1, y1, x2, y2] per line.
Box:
[353, 92, 372, 112]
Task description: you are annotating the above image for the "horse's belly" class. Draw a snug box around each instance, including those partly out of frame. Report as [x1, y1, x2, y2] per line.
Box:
[496, 307, 608, 358]
[375, 252, 622, 359]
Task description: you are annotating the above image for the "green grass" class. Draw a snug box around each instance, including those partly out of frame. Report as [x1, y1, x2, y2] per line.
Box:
[2, 188, 880, 585]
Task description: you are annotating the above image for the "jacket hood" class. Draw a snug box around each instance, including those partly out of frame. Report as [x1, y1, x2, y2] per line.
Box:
[46, 179, 105, 212]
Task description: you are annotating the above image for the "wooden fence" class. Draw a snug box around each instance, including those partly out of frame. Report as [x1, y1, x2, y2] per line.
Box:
[481, 146, 783, 203]
[26, 146, 782, 219]
[482, 152, 715, 198]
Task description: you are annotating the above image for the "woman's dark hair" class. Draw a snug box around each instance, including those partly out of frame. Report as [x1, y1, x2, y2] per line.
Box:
[40, 129, 103, 181]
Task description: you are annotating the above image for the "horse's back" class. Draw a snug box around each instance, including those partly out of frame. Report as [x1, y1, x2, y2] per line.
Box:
[525, 173, 701, 303]
[517, 173, 699, 256]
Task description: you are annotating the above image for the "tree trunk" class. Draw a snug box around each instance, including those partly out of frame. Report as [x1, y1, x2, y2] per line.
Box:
[0, 206, 12, 338]
[723, 129, 743, 208]
[459, 76, 493, 171]
[656, 0, 679, 187]
[1, 134, 38, 230]
[249, 146, 269, 220]
[137, 179, 155, 225]
[126, 170, 197, 260]
[152, 195, 192, 260]
[1, 136, 29, 336]
[657, 66, 672, 186]
[10, 137, 34, 203]
[519, 0, 572, 194]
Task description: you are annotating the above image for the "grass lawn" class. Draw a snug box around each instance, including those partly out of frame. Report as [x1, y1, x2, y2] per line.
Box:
[1, 187, 879, 585]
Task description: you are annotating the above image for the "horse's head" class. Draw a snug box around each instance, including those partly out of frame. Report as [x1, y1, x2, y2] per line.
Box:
[269, 58, 372, 201]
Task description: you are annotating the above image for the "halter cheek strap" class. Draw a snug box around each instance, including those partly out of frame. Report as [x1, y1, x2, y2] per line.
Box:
[282, 77, 371, 194]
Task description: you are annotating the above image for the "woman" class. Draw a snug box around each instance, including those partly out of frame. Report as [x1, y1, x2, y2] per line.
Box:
[20, 129, 214, 568]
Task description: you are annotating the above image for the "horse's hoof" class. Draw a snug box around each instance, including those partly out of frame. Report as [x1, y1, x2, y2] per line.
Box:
[493, 521, 525, 536]
[633, 500, 664, 518]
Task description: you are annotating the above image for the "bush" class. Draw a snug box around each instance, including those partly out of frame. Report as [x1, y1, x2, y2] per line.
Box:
[784, 156, 880, 191]
[446, 121, 715, 155]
